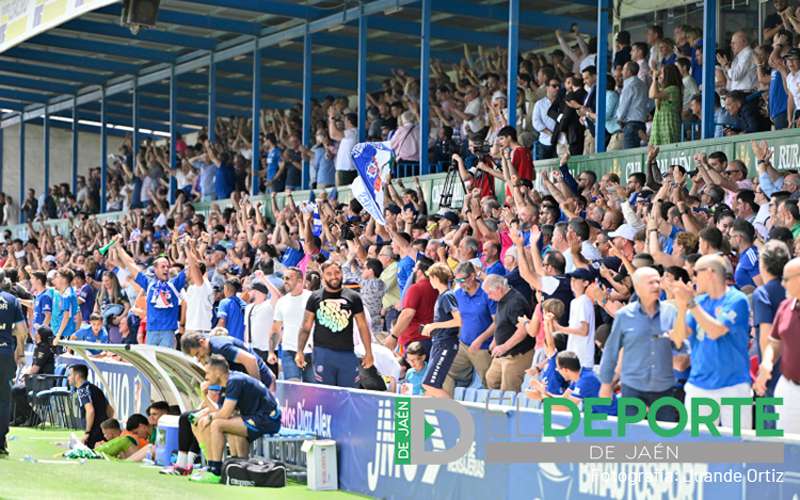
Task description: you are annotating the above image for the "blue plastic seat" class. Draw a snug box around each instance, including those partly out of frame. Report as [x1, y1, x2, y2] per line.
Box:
[474, 389, 490, 403]
[453, 387, 466, 401]
[501, 391, 517, 407]
[463, 388, 478, 402]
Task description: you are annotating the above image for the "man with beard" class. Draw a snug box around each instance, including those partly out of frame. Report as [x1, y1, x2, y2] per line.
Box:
[296, 261, 374, 388]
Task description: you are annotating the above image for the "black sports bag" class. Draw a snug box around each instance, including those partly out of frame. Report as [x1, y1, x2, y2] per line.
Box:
[220, 457, 287, 487]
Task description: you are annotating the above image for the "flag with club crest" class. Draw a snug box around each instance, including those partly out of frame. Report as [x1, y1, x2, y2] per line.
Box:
[350, 142, 395, 226]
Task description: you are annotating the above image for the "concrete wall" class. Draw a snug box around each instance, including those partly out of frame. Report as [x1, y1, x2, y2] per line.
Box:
[1, 123, 124, 202]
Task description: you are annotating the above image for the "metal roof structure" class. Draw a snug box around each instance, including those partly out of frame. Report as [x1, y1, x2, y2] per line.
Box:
[0, 0, 598, 132]
[0, 0, 719, 217]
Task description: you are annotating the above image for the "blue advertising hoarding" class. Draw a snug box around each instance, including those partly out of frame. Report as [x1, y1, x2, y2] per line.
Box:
[275, 382, 800, 500]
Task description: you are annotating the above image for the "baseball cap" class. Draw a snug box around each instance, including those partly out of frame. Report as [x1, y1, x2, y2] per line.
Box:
[568, 268, 595, 281]
[492, 91, 507, 102]
[441, 211, 460, 226]
[785, 48, 800, 60]
[607, 223, 638, 242]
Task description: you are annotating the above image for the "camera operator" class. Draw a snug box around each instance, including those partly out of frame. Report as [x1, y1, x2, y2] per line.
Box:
[452, 148, 496, 200]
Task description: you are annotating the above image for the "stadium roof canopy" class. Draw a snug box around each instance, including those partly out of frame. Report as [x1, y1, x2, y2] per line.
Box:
[0, 0, 598, 134]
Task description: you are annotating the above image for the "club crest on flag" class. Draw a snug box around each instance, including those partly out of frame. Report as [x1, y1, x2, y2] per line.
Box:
[350, 142, 396, 226]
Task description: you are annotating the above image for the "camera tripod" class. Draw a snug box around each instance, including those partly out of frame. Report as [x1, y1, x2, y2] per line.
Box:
[439, 159, 467, 209]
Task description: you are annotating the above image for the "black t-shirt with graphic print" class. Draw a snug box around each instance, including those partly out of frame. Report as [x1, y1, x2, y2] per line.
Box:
[305, 288, 364, 352]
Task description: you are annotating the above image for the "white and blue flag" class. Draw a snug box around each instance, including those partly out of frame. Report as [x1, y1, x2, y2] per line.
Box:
[350, 142, 395, 226]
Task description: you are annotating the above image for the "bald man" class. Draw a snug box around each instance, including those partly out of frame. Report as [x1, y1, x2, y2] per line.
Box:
[720, 31, 757, 92]
[672, 255, 752, 430]
[599, 267, 681, 422]
[755, 257, 800, 434]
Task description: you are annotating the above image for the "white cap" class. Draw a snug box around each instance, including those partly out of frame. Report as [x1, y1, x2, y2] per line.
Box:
[607, 224, 639, 242]
[492, 91, 507, 102]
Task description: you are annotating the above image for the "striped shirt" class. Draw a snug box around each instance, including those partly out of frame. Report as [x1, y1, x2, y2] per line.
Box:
[734, 246, 760, 290]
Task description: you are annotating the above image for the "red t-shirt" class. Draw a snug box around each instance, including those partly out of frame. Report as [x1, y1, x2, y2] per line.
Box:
[399, 278, 439, 347]
[513, 146, 534, 181]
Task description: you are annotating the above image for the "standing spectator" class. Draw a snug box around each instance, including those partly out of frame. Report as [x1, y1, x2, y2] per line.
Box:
[297, 261, 374, 388]
[329, 109, 358, 187]
[533, 77, 560, 160]
[390, 111, 421, 164]
[730, 219, 762, 292]
[764, 0, 791, 40]
[445, 262, 495, 392]
[183, 254, 214, 335]
[752, 241, 790, 428]
[271, 267, 314, 382]
[497, 126, 534, 182]
[646, 25, 664, 70]
[613, 31, 632, 72]
[599, 268, 679, 421]
[263, 133, 283, 193]
[631, 42, 651, 86]
[755, 257, 800, 434]
[676, 57, 699, 112]
[360, 258, 385, 334]
[649, 64, 683, 146]
[768, 35, 791, 130]
[720, 31, 757, 92]
[671, 255, 752, 429]
[243, 282, 276, 366]
[378, 244, 401, 333]
[451, 86, 486, 142]
[420, 264, 460, 398]
[551, 268, 596, 368]
[388, 258, 437, 355]
[483, 275, 534, 392]
[74, 270, 96, 327]
[616, 61, 650, 150]
[112, 240, 186, 348]
[51, 268, 79, 345]
[311, 130, 336, 188]
[217, 279, 246, 341]
[785, 49, 800, 128]
[22, 189, 37, 223]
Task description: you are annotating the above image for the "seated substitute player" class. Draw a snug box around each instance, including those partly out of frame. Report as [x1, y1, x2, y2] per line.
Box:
[189, 355, 281, 484]
[181, 332, 275, 392]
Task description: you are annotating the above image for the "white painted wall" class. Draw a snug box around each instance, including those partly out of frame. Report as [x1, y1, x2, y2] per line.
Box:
[1, 123, 124, 201]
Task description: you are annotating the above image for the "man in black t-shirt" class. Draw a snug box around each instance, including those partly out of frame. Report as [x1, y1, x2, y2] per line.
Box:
[68, 364, 114, 449]
[297, 261, 374, 388]
[482, 275, 534, 392]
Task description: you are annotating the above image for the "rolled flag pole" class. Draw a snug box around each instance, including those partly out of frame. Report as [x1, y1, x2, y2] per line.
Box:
[350, 142, 395, 226]
[98, 239, 116, 256]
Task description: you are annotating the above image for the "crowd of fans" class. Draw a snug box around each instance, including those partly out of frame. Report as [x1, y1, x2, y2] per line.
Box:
[1, 125, 798, 437]
[3, 3, 800, 466]
[7, 1, 800, 224]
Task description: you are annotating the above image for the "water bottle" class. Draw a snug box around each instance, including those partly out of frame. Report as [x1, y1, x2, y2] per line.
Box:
[143, 446, 154, 466]
[22, 455, 37, 464]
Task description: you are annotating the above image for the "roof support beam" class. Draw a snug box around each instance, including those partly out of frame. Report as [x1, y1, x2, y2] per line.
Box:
[95, 5, 262, 36]
[59, 19, 217, 51]
[30, 33, 176, 64]
[1, 0, 430, 127]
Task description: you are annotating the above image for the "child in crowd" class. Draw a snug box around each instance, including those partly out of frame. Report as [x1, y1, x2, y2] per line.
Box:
[536, 351, 618, 416]
[526, 299, 569, 402]
[400, 341, 428, 395]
